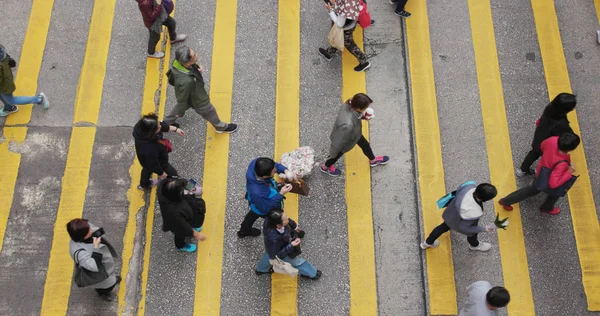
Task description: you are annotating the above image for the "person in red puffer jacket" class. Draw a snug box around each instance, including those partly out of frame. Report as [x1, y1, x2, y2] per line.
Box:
[136, 0, 186, 59]
[498, 133, 580, 215]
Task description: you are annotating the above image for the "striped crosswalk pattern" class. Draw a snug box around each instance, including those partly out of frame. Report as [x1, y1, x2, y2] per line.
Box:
[1, 0, 600, 315]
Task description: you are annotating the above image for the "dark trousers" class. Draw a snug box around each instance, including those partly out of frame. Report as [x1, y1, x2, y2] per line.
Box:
[239, 210, 262, 234]
[148, 16, 177, 54]
[501, 183, 560, 212]
[325, 25, 368, 64]
[325, 135, 375, 167]
[95, 276, 121, 295]
[519, 148, 542, 172]
[174, 197, 206, 249]
[426, 222, 479, 247]
[139, 162, 178, 188]
[395, 0, 408, 12]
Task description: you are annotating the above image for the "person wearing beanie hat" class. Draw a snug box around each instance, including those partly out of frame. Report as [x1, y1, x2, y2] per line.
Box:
[517, 92, 576, 176]
[0, 44, 49, 117]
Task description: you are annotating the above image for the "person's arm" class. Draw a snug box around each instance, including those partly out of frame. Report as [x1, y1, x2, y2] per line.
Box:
[328, 10, 346, 27]
[274, 162, 288, 174]
[549, 162, 573, 188]
[250, 189, 284, 214]
[458, 219, 487, 234]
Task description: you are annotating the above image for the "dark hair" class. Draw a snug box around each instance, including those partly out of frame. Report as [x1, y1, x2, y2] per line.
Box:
[486, 286, 510, 308]
[266, 208, 284, 229]
[558, 133, 580, 152]
[254, 157, 275, 178]
[348, 93, 373, 110]
[543, 93, 576, 119]
[66, 218, 90, 242]
[475, 183, 497, 202]
[160, 178, 186, 201]
[138, 113, 160, 138]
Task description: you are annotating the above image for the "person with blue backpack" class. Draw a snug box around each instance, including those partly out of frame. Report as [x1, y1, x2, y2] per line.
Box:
[237, 157, 296, 238]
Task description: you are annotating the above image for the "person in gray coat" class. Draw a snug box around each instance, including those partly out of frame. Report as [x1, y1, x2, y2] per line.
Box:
[67, 219, 121, 301]
[320, 93, 389, 176]
[420, 182, 498, 252]
[164, 46, 237, 133]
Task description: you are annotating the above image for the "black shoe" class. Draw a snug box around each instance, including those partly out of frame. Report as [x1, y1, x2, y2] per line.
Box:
[389, 0, 398, 3]
[216, 123, 238, 134]
[394, 10, 412, 18]
[296, 230, 305, 239]
[237, 228, 261, 238]
[354, 62, 371, 72]
[301, 270, 322, 280]
[370, 19, 375, 26]
[255, 267, 274, 276]
[99, 292, 116, 302]
[319, 48, 332, 61]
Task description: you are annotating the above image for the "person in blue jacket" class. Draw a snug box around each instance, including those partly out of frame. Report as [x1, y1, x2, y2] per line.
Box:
[237, 157, 294, 238]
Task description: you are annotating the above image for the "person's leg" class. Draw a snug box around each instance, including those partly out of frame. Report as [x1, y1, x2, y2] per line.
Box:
[343, 27, 368, 64]
[11, 95, 42, 105]
[519, 149, 542, 173]
[466, 234, 479, 247]
[162, 16, 177, 39]
[324, 152, 344, 168]
[192, 198, 206, 229]
[148, 29, 161, 55]
[540, 195, 560, 212]
[174, 235, 186, 249]
[425, 222, 451, 245]
[284, 256, 318, 278]
[139, 167, 154, 188]
[256, 252, 273, 273]
[164, 162, 179, 177]
[500, 184, 540, 206]
[395, 0, 408, 11]
[0, 93, 18, 111]
[356, 136, 376, 160]
[238, 210, 261, 236]
[192, 103, 228, 130]
[163, 101, 190, 125]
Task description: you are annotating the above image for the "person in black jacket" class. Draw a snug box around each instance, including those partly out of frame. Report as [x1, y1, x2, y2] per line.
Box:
[255, 209, 321, 280]
[157, 178, 206, 252]
[133, 113, 184, 189]
[517, 93, 576, 176]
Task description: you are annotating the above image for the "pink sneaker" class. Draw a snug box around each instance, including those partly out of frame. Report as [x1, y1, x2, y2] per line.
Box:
[320, 164, 342, 177]
[369, 155, 390, 167]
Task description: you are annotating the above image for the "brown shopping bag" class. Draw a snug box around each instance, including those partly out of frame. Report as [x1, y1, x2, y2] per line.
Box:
[328, 24, 344, 52]
[286, 179, 310, 196]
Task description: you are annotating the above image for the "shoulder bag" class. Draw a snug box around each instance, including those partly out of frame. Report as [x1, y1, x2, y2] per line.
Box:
[534, 160, 578, 197]
[73, 249, 109, 288]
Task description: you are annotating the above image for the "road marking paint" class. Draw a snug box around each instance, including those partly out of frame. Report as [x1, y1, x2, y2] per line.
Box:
[1, 0, 54, 253]
[341, 27, 378, 316]
[72, 0, 116, 125]
[6, 0, 55, 125]
[136, 189, 157, 316]
[531, 0, 600, 310]
[193, 0, 238, 314]
[405, 1, 457, 314]
[270, 0, 301, 314]
[467, 1, 535, 314]
[39, 1, 115, 314]
[39, 127, 97, 315]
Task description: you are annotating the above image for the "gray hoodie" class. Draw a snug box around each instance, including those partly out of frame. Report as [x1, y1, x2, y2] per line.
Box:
[442, 183, 487, 236]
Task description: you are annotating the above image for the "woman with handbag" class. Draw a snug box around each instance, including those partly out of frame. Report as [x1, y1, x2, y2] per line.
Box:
[67, 219, 121, 301]
[499, 133, 580, 215]
[319, 0, 371, 72]
[255, 209, 321, 280]
[157, 178, 207, 252]
[133, 113, 184, 190]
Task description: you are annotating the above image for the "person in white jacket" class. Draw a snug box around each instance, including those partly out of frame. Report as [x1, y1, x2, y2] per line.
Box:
[319, 0, 371, 72]
[459, 281, 510, 316]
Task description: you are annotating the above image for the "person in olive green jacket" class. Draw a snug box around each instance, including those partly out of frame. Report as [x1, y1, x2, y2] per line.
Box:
[164, 46, 237, 133]
[320, 93, 389, 176]
[0, 44, 49, 117]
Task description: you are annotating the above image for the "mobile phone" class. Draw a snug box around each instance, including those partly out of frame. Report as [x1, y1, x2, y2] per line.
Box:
[186, 178, 197, 191]
[92, 227, 105, 238]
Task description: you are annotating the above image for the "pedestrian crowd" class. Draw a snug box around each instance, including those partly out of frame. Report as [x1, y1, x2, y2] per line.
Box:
[0, 0, 584, 313]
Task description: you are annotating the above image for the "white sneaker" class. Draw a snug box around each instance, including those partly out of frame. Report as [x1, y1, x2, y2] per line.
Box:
[420, 240, 440, 249]
[38, 92, 49, 109]
[597, 30, 600, 44]
[147, 51, 165, 59]
[469, 242, 492, 252]
[171, 34, 187, 44]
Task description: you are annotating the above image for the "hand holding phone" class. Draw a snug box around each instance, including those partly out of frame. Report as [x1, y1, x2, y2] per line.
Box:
[91, 227, 105, 238]
[186, 179, 197, 191]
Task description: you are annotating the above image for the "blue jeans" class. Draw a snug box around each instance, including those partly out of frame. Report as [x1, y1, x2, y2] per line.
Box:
[0, 93, 41, 111]
[256, 252, 317, 278]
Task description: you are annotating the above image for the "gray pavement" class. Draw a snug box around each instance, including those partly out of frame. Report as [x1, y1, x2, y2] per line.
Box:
[1, 0, 600, 315]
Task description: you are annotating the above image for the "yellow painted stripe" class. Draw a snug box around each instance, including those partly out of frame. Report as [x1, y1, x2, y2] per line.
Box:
[467, 1, 535, 314]
[405, 1, 457, 314]
[6, 0, 55, 125]
[0, 128, 27, 252]
[72, 0, 116, 125]
[193, 0, 238, 314]
[132, 10, 174, 314]
[595, 0, 600, 25]
[39, 127, 97, 315]
[531, 0, 600, 310]
[341, 28, 378, 315]
[271, 0, 301, 314]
